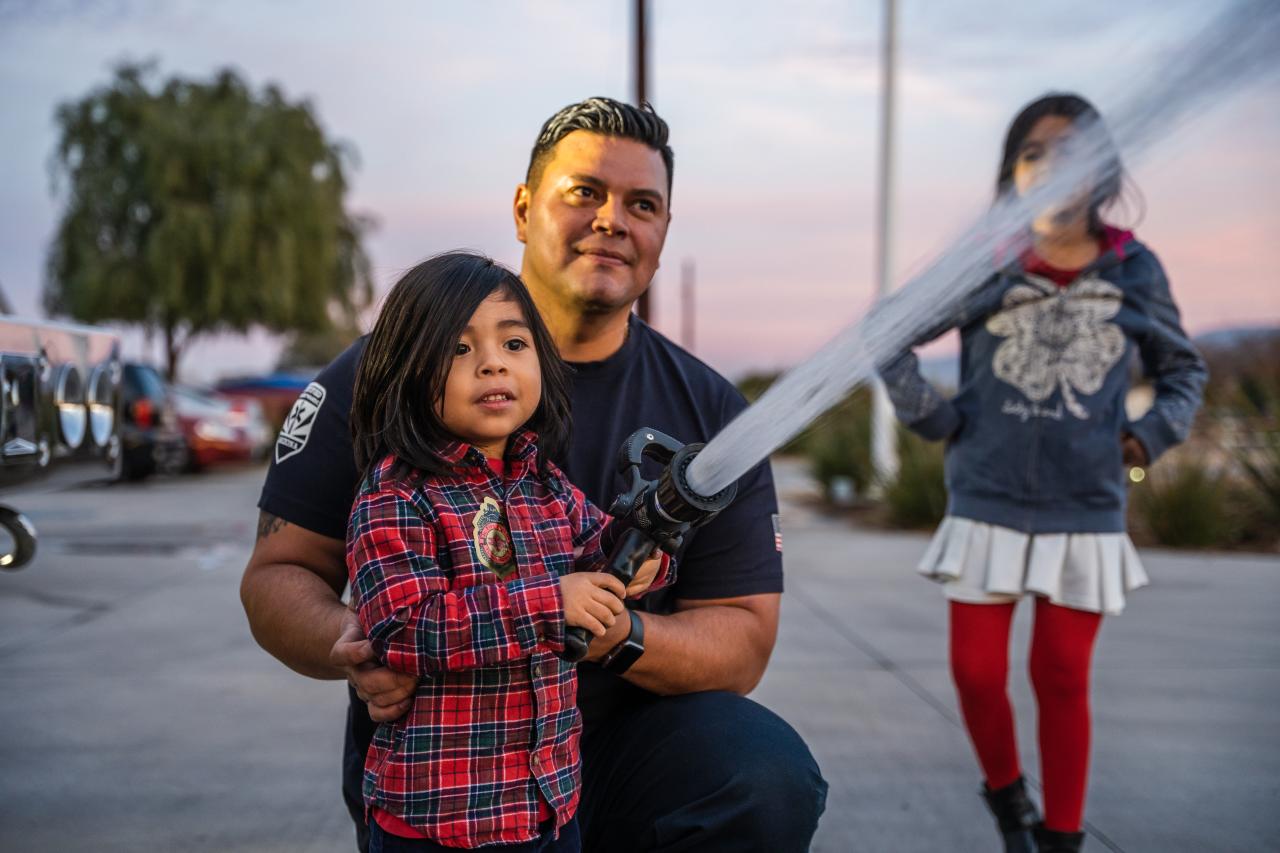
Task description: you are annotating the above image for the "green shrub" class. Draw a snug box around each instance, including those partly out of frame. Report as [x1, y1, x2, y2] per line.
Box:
[882, 428, 948, 528]
[1235, 435, 1280, 544]
[805, 390, 874, 500]
[735, 372, 777, 405]
[1132, 455, 1241, 548]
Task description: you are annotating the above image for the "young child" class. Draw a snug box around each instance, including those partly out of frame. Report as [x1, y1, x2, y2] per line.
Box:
[346, 252, 670, 852]
[881, 94, 1207, 853]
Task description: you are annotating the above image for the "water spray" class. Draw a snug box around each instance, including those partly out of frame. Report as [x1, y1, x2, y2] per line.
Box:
[561, 428, 737, 662]
[686, 0, 1280, 498]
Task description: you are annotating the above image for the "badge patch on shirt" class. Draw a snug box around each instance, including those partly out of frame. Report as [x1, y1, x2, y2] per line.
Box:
[275, 381, 327, 463]
[473, 497, 516, 579]
[772, 514, 783, 552]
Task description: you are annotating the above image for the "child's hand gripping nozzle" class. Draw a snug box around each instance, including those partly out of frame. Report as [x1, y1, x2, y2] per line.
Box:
[561, 428, 738, 663]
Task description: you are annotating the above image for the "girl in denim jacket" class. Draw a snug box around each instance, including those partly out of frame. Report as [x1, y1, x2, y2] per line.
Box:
[881, 94, 1206, 853]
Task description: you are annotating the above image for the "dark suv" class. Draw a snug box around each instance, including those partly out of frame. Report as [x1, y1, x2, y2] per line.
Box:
[120, 363, 186, 481]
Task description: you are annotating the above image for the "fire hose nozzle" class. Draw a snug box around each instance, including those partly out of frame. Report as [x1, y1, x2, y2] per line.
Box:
[653, 442, 736, 524]
[561, 429, 739, 663]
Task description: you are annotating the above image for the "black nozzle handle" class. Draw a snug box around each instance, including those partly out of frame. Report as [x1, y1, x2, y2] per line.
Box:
[561, 526, 658, 663]
[616, 428, 684, 475]
[563, 625, 591, 663]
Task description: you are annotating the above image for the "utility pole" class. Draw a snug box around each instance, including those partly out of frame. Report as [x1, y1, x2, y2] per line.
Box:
[633, 0, 653, 324]
[681, 259, 695, 352]
[871, 0, 900, 489]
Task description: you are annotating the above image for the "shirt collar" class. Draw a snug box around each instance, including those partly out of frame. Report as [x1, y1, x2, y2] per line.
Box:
[506, 428, 539, 462]
[1001, 225, 1135, 279]
[436, 428, 540, 476]
[564, 314, 642, 379]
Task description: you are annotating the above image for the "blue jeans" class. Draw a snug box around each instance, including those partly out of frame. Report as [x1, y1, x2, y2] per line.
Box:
[578, 691, 828, 852]
[369, 816, 579, 853]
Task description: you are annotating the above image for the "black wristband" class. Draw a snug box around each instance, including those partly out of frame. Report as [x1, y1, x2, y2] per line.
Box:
[600, 609, 645, 674]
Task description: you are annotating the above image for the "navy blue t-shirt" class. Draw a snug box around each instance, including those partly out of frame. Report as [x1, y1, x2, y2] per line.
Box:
[258, 315, 783, 789]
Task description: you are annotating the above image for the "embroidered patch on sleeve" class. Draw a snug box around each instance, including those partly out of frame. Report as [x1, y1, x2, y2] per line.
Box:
[275, 381, 326, 463]
[473, 497, 517, 579]
[772, 514, 783, 552]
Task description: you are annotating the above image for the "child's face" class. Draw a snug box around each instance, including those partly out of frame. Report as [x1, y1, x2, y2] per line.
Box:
[438, 291, 542, 459]
[1013, 114, 1091, 237]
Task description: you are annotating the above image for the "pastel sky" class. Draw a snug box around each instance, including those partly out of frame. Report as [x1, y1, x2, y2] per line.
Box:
[1, 0, 1277, 383]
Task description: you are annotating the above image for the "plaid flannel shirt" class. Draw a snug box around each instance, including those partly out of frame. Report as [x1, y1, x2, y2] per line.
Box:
[347, 429, 670, 847]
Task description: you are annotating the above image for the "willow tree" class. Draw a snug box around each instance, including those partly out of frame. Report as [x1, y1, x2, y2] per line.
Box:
[45, 62, 372, 379]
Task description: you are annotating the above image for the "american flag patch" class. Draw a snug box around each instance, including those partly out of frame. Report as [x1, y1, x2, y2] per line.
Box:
[772, 514, 783, 552]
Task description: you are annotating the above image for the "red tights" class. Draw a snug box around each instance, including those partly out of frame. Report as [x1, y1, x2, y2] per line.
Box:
[949, 597, 1102, 832]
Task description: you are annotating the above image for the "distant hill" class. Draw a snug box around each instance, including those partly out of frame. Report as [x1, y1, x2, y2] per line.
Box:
[918, 355, 960, 389]
[1192, 325, 1280, 351]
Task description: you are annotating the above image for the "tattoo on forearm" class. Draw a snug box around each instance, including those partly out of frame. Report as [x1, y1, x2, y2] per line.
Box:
[257, 512, 289, 540]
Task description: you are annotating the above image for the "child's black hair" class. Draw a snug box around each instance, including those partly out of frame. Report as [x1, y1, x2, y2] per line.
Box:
[351, 251, 571, 480]
[996, 92, 1129, 236]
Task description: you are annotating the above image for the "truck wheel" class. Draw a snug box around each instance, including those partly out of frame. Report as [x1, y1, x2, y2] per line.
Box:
[0, 507, 37, 570]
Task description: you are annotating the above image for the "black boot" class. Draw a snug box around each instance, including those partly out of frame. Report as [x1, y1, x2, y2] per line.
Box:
[1034, 824, 1086, 852]
[981, 776, 1040, 853]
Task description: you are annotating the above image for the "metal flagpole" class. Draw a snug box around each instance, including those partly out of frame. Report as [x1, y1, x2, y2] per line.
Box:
[681, 259, 695, 352]
[633, 0, 653, 324]
[871, 0, 900, 490]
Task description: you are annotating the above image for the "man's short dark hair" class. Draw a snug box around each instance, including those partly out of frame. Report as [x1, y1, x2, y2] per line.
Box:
[526, 96, 673, 194]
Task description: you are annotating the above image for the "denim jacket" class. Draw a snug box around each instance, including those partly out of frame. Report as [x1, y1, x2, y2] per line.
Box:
[880, 233, 1207, 533]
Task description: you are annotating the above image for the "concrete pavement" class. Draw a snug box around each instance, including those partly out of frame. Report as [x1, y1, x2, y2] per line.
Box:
[761, 458, 1280, 852]
[0, 460, 1276, 851]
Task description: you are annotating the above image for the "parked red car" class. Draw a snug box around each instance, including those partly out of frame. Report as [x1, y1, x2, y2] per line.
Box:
[172, 385, 267, 470]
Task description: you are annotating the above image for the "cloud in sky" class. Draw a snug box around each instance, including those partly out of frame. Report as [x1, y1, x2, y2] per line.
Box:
[0, 0, 1276, 382]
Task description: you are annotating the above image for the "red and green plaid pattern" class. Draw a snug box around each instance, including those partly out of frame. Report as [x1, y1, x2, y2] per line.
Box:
[347, 430, 669, 847]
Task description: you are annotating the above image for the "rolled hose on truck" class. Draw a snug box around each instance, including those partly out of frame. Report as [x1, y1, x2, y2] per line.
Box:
[0, 317, 123, 571]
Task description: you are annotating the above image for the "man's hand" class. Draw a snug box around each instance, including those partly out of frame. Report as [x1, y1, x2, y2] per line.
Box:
[330, 609, 417, 723]
[583, 603, 634, 662]
[625, 550, 663, 598]
[1121, 433, 1149, 468]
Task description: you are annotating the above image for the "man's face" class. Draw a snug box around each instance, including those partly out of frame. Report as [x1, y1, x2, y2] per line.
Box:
[514, 131, 670, 315]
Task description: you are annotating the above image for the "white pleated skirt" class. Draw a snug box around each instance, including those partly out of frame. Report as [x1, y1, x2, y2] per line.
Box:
[917, 516, 1149, 615]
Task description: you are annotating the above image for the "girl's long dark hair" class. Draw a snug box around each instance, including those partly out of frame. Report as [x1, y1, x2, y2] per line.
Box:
[995, 92, 1132, 236]
[351, 251, 571, 480]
